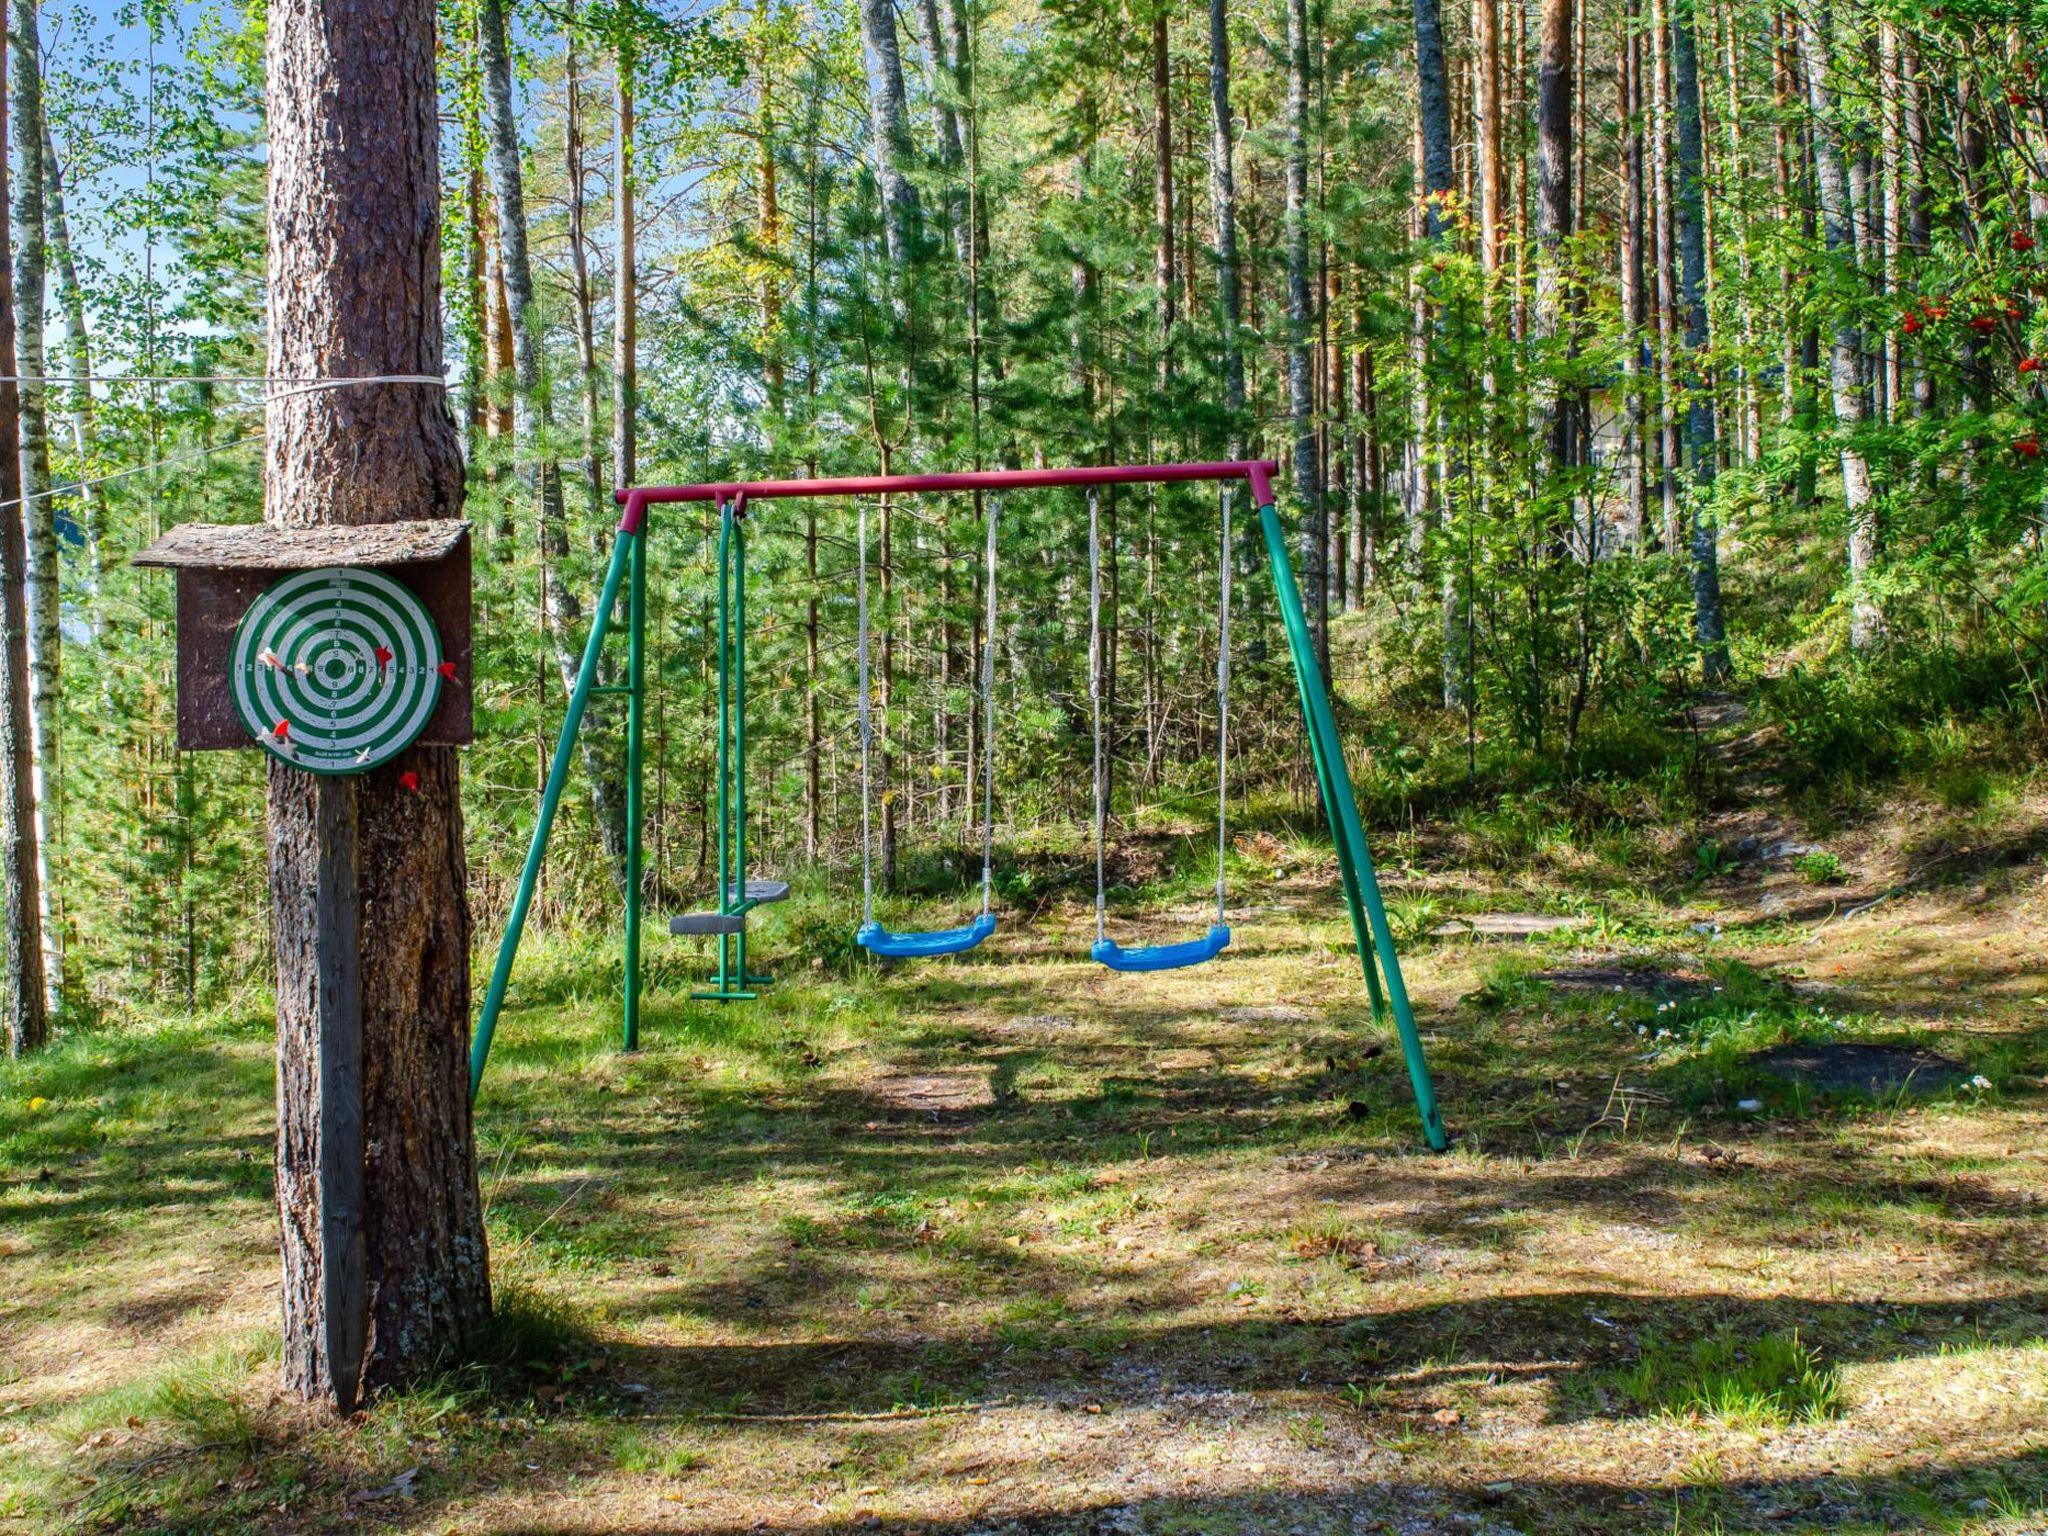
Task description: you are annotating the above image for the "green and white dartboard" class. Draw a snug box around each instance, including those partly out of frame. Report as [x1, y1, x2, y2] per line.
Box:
[231, 567, 444, 774]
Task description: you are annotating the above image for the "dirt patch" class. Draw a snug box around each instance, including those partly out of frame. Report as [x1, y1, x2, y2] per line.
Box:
[1749, 1042, 1970, 1097]
[866, 1069, 995, 1116]
[1534, 966, 1711, 999]
[1432, 913, 1587, 938]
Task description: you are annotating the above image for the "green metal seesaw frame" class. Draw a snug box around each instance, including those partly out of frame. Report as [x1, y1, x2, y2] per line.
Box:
[466, 460, 1448, 1152]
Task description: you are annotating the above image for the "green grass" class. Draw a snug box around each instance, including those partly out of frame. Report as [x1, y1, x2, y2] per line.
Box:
[1607, 1328, 1846, 1428]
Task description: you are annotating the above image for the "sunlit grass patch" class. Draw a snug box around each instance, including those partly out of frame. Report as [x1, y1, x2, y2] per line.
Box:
[1607, 1328, 1845, 1428]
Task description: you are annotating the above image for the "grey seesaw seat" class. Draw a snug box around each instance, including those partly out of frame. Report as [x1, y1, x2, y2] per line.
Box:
[669, 911, 748, 936]
[725, 879, 792, 905]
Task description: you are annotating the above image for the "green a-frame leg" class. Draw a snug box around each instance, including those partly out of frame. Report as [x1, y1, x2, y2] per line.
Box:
[1254, 491, 1448, 1152]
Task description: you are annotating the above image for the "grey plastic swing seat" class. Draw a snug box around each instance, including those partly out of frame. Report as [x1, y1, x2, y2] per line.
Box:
[669, 911, 748, 937]
[724, 879, 791, 906]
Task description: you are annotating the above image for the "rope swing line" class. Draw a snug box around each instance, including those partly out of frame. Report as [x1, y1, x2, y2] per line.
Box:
[854, 491, 1000, 959]
[1089, 483, 1231, 972]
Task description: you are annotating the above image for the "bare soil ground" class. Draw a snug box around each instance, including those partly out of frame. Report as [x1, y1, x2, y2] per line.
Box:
[2, 809, 2045, 1534]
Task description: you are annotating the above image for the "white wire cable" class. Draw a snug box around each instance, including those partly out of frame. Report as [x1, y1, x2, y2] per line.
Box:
[979, 493, 1001, 915]
[1216, 486, 1234, 923]
[0, 430, 264, 514]
[856, 498, 876, 928]
[1088, 488, 1106, 944]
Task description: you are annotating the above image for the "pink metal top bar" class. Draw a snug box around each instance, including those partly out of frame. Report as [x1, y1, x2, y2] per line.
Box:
[615, 460, 1279, 534]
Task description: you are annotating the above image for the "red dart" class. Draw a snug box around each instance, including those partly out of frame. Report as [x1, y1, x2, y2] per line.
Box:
[437, 660, 458, 681]
[374, 644, 394, 670]
[273, 719, 291, 739]
[399, 770, 420, 793]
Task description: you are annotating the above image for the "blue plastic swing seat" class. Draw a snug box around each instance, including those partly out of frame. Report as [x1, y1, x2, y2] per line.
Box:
[1091, 923, 1231, 973]
[857, 912, 998, 959]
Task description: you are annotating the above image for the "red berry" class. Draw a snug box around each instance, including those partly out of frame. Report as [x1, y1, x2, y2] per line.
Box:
[2017, 436, 2043, 458]
[1972, 315, 1999, 334]
[2015, 232, 2040, 253]
[399, 770, 421, 793]
[2008, 303, 2026, 320]
[1926, 303, 1950, 320]
[2022, 357, 2043, 374]
[1902, 314, 1923, 334]
[2009, 89, 2031, 107]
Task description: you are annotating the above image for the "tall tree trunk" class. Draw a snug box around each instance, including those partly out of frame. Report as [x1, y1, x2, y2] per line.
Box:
[1619, 0, 1647, 547]
[1671, 0, 1729, 679]
[1533, 0, 1574, 474]
[1154, 8, 1176, 377]
[1475, 0, 1503, 274]
[0, 24, 45, 1056]
[1285, 0, 1324, 672]
[859, 0, 921, 268]
[477, 0, 628, 870]
[909, 0, 965, 260]
[1798, 8, 1880, 649]
[563, 17, 605, 518]
[1651, 0, 1680, 550]
[265, 0, 489, 1401]
[41, 119, 95, 613]
[614, 41, 636, 489]
[1209, 0, 1245, 448]
[1412, 0, 1456, 238]
[10, 0, 58, 1011]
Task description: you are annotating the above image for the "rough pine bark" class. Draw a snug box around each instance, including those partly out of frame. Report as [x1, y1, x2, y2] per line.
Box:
[264, 0, 489, 1399]
[1411, 0, 1456, 237]
[0, 25, 46, 1057]
[1285, 0, 1324, 671]
[1671, 0, 1729, 679]
[1208, 0, 1246, 444]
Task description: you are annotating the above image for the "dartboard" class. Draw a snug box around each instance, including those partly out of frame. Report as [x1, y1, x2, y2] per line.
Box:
[230, 567, 444, 774]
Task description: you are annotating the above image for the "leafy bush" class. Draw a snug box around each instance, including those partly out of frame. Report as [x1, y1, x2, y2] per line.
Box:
[1792, 849, 1846, 884]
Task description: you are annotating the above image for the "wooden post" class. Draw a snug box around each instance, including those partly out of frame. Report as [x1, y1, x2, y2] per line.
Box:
[313, 777, 365, 1413]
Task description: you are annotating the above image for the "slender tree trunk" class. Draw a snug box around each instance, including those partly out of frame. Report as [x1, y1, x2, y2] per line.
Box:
[41, 119, 95, 612]
[1671, 0, 1729, 679]
[615, 41, 636, 489]
[563, 18, 605, 519]
[1285, 0, 1324, 672]
[1533, 0, 1574, 475]
[1619, 0, 1647, 547]
[0, 24, 45, 1056]
[1651, 0, 1680, 550]
[1154, 8, 1176, 376]
[477, 0, 628, 870]
[859, 0, 921, 268]
[1799, 8, 1880, 649]
[10, 0, 58, 1011]
[1412, 0, 1456, 238]
[265, 0, 489, 1402]
[1209, 0, 1245, 447]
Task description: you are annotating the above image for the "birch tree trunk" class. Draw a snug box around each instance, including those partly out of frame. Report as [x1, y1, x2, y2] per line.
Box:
[859, 0, 921, 268]
[0, 24, 46, 1057]
[40, 119, 94, 613]
[614, 40, 636, 489]
[1798, 8, 1880, 649]
[264, 0, 489, 1401]
[10, 0, 58, 1011]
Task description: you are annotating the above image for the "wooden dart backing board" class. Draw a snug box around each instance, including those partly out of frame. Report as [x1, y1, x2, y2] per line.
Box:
[133, 520, 472, 752]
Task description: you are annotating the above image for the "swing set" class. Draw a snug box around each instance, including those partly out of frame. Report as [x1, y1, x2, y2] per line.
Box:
[468, 460, 1447, 1151]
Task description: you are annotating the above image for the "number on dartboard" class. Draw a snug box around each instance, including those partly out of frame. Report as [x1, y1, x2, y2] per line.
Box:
[230, 566, 445, 775]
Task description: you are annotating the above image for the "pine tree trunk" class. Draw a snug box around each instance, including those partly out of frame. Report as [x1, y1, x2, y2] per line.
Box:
[1651, 0, 1681, 551]
[477, 0, 628, 872]
[1285, 0, 1324, 672]
[615, 41, 637, 488]
[0, 24, 45, 1057]
[1534, 0, 1574, 477]
[1619, 0, 1648, 548]
[563, 19, 605, 519]
[1154, 10, 1176, 377]
[264, 0, 489, 1402]
[1671, 0, 1729, 680]
[1411, 0, 1456, 238]
[1208, 0, 1245, 447]
[10, 0, 59, 1012]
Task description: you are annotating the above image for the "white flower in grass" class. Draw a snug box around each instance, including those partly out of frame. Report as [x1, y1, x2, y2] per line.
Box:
[1968, 1074, 1993, 1092]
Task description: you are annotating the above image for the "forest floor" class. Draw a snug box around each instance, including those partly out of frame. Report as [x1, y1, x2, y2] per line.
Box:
[3, 742, 2048, 1533]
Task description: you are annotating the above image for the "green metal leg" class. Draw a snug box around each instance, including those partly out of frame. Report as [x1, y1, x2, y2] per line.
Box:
[472, 525, 640, 1098]
[623, 511, 648, 1053]
[1258, 499, 1448, 1151]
